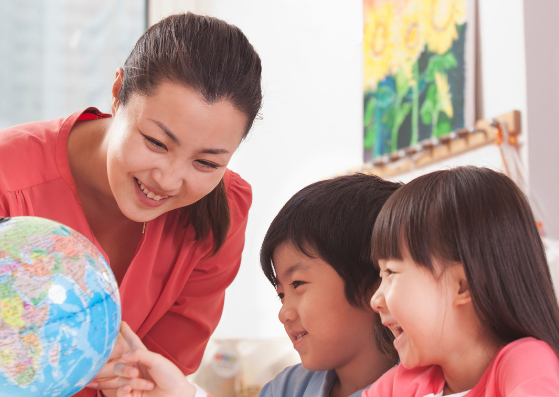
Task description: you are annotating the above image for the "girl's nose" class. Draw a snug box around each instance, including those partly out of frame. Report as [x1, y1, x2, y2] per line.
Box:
[278, 303, 297, 325]
[370, 285, 386, 313]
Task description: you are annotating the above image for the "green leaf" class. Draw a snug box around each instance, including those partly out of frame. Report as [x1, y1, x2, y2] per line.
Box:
[396, 102, 412, 127]
[364, 97, 376, 126]
[425, 56, 442, 82]
[442, 52, 458, 70]
[395, 70, 410, 99]
[420, 98, 434, 125]
[425, 83, 437, 105]
[376, 85, 396, 108]
[364, 124, 375, 149]
[436, 119, 452, 137]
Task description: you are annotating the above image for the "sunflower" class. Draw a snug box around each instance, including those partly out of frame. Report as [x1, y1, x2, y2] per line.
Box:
[392, 0, 427, 83]
[363, 4, 396, 90]
[435, 71, 453, 118]
[424, 0, 467, 54]
[400, 0, 427, 62]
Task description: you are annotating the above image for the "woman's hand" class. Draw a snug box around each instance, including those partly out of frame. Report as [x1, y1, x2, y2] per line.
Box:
[88, 327, 132, 392]
[111, 321, 196, 397]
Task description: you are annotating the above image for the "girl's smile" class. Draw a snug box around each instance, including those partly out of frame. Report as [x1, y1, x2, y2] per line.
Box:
[370, 252, 459, 370]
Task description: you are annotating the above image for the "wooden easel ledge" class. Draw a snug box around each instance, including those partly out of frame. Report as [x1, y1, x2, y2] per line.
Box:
[356, 110, 521, 178]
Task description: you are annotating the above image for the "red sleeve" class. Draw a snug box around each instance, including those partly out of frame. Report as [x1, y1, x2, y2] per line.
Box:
[496, 338, 559, 396]
[142, 171, 252, 374]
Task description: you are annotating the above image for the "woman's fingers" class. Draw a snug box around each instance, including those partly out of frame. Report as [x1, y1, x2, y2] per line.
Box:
[113, 362, 140, 378]
[92, 330, 131, 381]
[88, 376, 121, 390]
[117, 376, 155, 391]
[120, 321, 147, 351]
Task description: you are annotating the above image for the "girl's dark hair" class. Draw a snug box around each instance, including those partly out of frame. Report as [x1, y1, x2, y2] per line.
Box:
[261, 173, 402, 362]
[372, 166, 559, 355]
[118, 13, 262, 254]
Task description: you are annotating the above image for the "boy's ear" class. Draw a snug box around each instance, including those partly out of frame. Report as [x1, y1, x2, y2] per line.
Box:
[452, 264, 471, 306]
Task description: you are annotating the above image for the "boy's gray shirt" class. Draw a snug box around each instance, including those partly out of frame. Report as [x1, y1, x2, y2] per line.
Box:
[258, 364, 369, 397]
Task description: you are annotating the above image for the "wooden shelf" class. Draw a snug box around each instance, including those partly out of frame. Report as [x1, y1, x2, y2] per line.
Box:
[353, 110, 521, 178]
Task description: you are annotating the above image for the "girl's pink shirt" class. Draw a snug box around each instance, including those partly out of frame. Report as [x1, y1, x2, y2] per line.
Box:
[0, 108, 252, 396]
[363, 337, 559, 397]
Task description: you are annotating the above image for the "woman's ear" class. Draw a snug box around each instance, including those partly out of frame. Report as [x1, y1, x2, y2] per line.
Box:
[452, 264, 471, 306]
[111, 67, 124, 116]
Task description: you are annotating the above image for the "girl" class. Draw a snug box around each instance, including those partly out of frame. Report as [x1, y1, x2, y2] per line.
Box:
[106, 174, 402, 397]
[366, 166, 559, 396]
[0, 13, 261, 397]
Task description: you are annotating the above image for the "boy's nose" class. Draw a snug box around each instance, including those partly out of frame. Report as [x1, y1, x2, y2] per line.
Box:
[278, 304, 297, 324]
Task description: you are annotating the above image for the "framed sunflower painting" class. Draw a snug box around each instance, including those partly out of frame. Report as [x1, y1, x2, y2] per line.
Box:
[363, 0, 476, 162]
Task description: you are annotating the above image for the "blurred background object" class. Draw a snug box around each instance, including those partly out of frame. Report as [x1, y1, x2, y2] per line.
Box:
[0, 0, 145, 129]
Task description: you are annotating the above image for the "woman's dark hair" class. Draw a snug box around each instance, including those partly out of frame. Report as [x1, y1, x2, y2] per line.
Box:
[260, 173, 402, 362]
[118, 13, 262, 254]
[372, 166, 559, 356]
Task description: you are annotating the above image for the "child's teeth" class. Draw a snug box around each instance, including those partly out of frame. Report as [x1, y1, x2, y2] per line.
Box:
[153, 195, 162, 200]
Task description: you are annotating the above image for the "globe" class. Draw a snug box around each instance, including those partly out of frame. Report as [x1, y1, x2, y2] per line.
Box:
[0, 216, 121, 397]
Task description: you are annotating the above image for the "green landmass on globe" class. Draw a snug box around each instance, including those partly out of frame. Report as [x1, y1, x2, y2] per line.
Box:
[0, 216, 121, 397]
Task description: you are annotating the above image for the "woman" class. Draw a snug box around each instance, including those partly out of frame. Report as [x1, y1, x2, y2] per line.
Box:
[0, 12, 262, 397]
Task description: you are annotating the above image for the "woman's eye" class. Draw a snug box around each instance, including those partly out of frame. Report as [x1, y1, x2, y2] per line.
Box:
[196, 160, 219, 169]
[143, 135, 167, 151]
[290, 280, 305, 289]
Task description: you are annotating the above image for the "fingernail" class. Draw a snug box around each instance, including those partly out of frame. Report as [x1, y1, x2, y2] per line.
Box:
[89, 382, 98, 388]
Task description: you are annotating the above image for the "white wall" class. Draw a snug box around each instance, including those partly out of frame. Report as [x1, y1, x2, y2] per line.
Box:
[211, 0, 364, 339]
[523, 0, 559, 238]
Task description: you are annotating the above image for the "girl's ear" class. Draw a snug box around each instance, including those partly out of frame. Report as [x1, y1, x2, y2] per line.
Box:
[452, 265, 472, 306]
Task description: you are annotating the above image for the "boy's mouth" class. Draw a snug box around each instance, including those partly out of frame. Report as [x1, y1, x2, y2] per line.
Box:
[294, 331, 308, 340]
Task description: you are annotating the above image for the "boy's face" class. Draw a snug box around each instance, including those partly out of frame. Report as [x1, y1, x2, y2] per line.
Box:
[274, 242, 378, 372]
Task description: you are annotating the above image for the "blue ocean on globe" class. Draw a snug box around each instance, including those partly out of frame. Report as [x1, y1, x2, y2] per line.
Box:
[0, 216, 121, 397]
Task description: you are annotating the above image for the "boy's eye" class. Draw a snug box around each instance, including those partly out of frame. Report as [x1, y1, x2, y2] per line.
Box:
[290, 280, 305, 289]
[277, 292, 285, 300]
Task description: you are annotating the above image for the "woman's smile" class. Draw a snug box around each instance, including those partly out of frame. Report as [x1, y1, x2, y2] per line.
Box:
[133, 177, 173, 208]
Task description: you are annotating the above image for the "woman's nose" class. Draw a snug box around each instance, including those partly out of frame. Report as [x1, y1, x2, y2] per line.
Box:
[370, 285, 386, 313]
[151, 161, 185, 193]
[278, 303, 297, 324]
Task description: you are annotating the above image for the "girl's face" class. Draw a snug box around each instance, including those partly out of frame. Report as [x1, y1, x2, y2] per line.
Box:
[370, 251, 458, 369]
[274, 243, 378, 372]
[107, 78, 247, 222]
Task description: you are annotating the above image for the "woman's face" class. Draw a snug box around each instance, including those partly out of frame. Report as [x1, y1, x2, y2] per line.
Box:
[106, 78, 248, 222]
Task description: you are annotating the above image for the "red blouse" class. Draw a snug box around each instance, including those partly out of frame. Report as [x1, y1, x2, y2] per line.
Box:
[0, 108, 252, 396]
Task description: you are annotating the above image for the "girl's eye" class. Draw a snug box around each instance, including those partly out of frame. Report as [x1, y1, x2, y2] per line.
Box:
[290, 280, 305, 289]
[196, 160, 219, 169]
[380, 268, 394, 277]
[277, 292, 285, 300]
[143, 134, 167, 151]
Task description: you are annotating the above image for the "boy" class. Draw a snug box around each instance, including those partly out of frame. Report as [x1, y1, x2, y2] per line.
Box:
[108, 174, 401, 397]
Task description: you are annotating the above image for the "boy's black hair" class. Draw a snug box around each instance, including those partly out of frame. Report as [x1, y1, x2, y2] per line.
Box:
[260, 173, 402, 308]
[260, 174, 402, 361]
